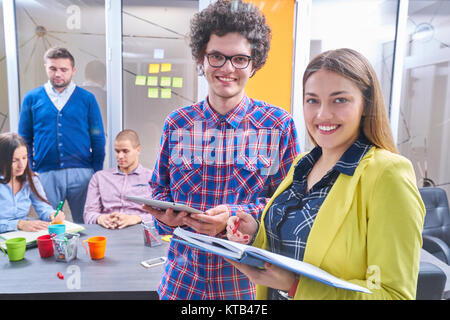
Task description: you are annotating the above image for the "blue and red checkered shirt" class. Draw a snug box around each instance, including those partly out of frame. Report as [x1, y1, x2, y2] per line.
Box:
[150, 96, 299, 300]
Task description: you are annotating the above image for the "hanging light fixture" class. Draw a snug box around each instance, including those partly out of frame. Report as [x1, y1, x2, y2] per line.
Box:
[412, 22, 435, 42]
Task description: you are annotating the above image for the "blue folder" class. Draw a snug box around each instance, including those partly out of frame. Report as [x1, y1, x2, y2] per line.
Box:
[172, 227, 371, 294]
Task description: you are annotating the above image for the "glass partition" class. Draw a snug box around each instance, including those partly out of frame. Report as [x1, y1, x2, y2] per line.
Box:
[15, 0, 107, 221]
[15, 0, 107, 130]
[122, 0, 198, 170]
[307, 0, 398, 151]
[397, 0, 450, 195]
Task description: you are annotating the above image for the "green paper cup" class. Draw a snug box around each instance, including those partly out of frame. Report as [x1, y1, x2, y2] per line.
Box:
[0, 237, 26, 261]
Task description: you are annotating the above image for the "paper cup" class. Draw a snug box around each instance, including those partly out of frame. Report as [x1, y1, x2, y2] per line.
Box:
[37, 234, 54, 258]
[82, 236, 106, 260]
[48, 224, 66, 239]
[0, 237, 26, 261]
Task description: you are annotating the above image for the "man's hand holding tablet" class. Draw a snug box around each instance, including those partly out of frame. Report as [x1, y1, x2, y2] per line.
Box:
[126, 196, 204, 214]
[126, 196, 202, 228]
[127, 196, 230, 236]
[183, 204, 230, 237]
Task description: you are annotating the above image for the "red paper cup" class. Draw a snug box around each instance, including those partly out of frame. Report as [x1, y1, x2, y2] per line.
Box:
[37, 234, 54, 258]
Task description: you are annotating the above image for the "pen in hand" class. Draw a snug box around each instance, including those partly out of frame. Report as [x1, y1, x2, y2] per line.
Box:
[231, 214, 249, 243]
[52, 201, 64, 224]
[233, 218, 240, 235]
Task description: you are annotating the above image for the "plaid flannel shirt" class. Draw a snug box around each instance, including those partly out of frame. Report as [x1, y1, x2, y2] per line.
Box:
[150, 95, 300, 300]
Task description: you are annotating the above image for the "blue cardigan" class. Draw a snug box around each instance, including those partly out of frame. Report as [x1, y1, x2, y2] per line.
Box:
[19, 86, 106, 173]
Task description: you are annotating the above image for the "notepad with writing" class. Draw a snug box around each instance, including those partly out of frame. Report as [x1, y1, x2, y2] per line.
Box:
[0, 220, 85, 250]
[173, 227, 371, 294]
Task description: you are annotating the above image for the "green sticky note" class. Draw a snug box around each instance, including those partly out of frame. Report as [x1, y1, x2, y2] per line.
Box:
[135, 75, 146, 86]
[161, 88, 172, 99]
[148, 87, 159, 98]
[160, 76, 171, 87]
[172, 77, 183, 88]
[147, 76, 158, 86]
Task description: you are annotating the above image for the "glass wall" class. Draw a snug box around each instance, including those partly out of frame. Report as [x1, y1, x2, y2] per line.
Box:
[14, 0, 106, 221]
[0, 0, 9, 133]
[397, 0, 450, 195]
[5, 0, 447, 198]
[307, 0, 399, 151]
[15, 0, 107, 130]
[122, 0, 198, 171]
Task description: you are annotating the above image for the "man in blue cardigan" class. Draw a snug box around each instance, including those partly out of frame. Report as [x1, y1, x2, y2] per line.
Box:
[18, 47, 106, 223]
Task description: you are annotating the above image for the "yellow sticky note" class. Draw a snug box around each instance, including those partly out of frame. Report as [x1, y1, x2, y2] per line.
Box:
[148, 87, 159, 98]
[135, 75, 146, 86]
[148, 64, 160, 74]
[172, 77, 183, 88]
[161, 63, 172, 72]
[147, 76, 158, 86]
[160, 76, 171, 87]
[161, 88, 172, 99]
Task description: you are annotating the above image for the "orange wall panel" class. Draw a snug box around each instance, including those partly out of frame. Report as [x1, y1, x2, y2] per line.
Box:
[244, 0, 294, 113]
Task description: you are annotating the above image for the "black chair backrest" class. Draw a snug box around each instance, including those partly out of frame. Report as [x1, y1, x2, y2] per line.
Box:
[419, 187, 450, 246]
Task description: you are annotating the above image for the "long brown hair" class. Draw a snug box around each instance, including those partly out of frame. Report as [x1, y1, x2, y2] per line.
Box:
[0, 132, 49, 203]
[303, 48, 398, 154]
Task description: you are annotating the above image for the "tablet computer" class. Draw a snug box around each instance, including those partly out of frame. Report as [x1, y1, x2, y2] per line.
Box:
[126, 196, 204, 215]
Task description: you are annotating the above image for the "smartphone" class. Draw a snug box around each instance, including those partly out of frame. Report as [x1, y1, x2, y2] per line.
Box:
[141, 256, 167, 268]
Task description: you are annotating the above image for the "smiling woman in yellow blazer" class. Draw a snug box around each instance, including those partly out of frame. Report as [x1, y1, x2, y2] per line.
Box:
[226, 48, 425, 300]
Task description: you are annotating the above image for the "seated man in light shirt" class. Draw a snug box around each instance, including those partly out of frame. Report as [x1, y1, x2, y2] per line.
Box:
[83, 129, 153, 229]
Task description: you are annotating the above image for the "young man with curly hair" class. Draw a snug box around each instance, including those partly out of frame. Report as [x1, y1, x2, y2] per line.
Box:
[145, 0, 300, 300]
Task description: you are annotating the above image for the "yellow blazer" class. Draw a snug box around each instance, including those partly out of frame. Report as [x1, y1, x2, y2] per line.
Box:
[253, 146, 425, 299]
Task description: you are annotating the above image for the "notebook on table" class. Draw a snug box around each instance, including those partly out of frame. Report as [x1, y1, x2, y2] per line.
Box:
[0, 220, 85, 250]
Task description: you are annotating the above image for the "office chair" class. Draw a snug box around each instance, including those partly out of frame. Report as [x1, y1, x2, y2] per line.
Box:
[419, 187, 450, 265]
[416, 262, 446, 300]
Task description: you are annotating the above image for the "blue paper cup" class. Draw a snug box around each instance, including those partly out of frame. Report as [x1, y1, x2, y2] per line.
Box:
[48, 224, 66, 239]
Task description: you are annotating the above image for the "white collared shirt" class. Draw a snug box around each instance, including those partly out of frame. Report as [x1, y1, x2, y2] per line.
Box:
[44, 80, 76, 111]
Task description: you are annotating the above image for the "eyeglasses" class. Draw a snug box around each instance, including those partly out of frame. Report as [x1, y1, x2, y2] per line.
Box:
[205, 53, 252, 69]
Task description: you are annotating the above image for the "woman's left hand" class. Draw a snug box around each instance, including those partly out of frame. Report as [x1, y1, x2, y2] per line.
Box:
[225, 258, 297, 292]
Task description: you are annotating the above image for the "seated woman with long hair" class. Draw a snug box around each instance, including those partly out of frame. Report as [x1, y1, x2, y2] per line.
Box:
[0, 132, 65, 233]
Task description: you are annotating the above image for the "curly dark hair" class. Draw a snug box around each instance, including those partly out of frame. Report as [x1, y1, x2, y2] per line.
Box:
[190, 0, 271, 73]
